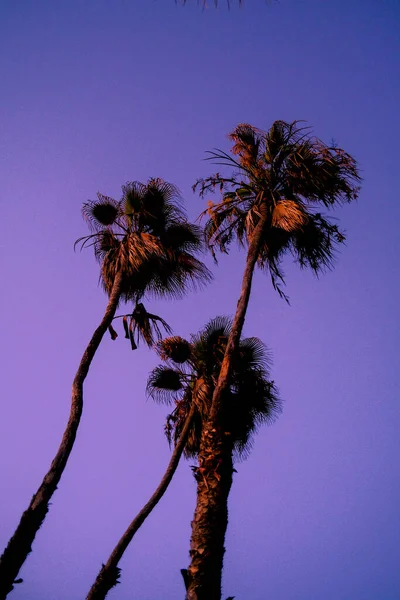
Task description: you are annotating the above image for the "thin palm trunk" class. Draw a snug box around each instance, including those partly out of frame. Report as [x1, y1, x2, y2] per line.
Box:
[86, 403, 196, 600]
[183, 206, 268, 600]
[209, 205, 268, 422]
[183, 427, 233, 600]
[0, 273, 123, 598]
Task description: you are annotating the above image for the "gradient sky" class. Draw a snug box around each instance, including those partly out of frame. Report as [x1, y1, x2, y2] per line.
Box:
[1, 1, 399, 599]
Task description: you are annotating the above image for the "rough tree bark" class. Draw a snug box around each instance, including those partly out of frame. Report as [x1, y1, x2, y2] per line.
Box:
[184, 427, 233, 600]
[0, 273, 123, 599]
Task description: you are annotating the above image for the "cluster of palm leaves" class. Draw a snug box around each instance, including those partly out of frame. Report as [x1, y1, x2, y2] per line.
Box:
[196, 121, 360, 300]
[0, 121, 361, 600]
[77, 178, 211, 332]
[148, 317, 281, 460]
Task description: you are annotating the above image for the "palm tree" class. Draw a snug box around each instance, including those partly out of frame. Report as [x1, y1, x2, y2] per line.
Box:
[185, 121, 361, 599]
[150, 317, 280, 600]
[0, 178, 211, 598]
[85, 317, 280, 600]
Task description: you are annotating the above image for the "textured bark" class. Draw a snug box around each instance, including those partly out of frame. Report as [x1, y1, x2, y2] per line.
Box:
[86, 403, 196, 600]
[0, 273, 123, 598]
[209, 205, 268, 422]
[185, 426, 233, 600]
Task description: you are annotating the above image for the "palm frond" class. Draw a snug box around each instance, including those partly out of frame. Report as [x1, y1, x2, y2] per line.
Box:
[232, 337, 272, 373]
[137, 251, 212, 300]
[292, 213, 344, 273]
[162, 223, 205, 253]
[229, 376, 282, 460]
[82, 195, 121, 231]
[128, 303, 172, 349]
[157, 336, 192, 364]
[191, 316, 232, 374]
[271, 200, 307, 232]
[147, 366, 183, 404]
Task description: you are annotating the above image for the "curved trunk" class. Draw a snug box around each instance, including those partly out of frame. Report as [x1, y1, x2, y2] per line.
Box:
[0, 273, 123, 598]
[86, 403, 196, 600]
[209, 205, 268, 422]
[184, 426, 233, 600]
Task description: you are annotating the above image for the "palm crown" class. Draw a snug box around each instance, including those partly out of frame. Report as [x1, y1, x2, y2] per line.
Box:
[77, 177, 211, 302]
[76, 178, 212, 347]
[147, 316, 281, 459]
[195, 120, 361, 300]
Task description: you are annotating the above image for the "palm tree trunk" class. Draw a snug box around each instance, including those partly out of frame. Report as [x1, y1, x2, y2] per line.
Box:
[0, 273, 123, 598]
[183, 205, 268, 600]
[184, 427, 233, 600]
[209, 205, 268, 422]
[86, 403, 196, 600]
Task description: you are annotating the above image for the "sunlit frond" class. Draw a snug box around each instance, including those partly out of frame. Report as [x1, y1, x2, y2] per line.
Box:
[271, 200, 307, 232]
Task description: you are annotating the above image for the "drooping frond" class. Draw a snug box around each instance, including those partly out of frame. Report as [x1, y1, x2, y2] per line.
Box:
[126, 303, 172, 349]
[137, 250, 212, 301]
[162, 223, 205, 253]
[292, 213, 344, 273]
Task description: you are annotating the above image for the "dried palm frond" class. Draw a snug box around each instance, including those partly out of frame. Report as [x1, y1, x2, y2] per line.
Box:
[157, 336, 192, 364]
[271, 200, 307, 232]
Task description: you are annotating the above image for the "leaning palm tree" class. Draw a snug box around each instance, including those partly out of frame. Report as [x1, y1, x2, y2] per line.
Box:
[86, 317, 280, 599]
[186, 121, 361, 599]
[0, 178, 211, 597]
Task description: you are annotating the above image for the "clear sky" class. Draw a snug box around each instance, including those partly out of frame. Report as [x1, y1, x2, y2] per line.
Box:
[1, 1, 399, 599]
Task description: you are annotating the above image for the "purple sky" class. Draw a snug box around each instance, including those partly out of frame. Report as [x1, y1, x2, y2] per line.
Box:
[1, 1, 399, 598]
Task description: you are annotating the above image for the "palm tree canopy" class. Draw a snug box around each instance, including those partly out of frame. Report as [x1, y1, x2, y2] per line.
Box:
[77, 178, 212, 304]
[147, 316, 281, 460]
[195, 121, 361, 300]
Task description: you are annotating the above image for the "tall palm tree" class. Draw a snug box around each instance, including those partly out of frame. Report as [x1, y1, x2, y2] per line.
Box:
[86, 317, 280, 600]
[150, 317, 280, 600]
[0, 178, 211, 598]
[186, 121, 361, 599]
